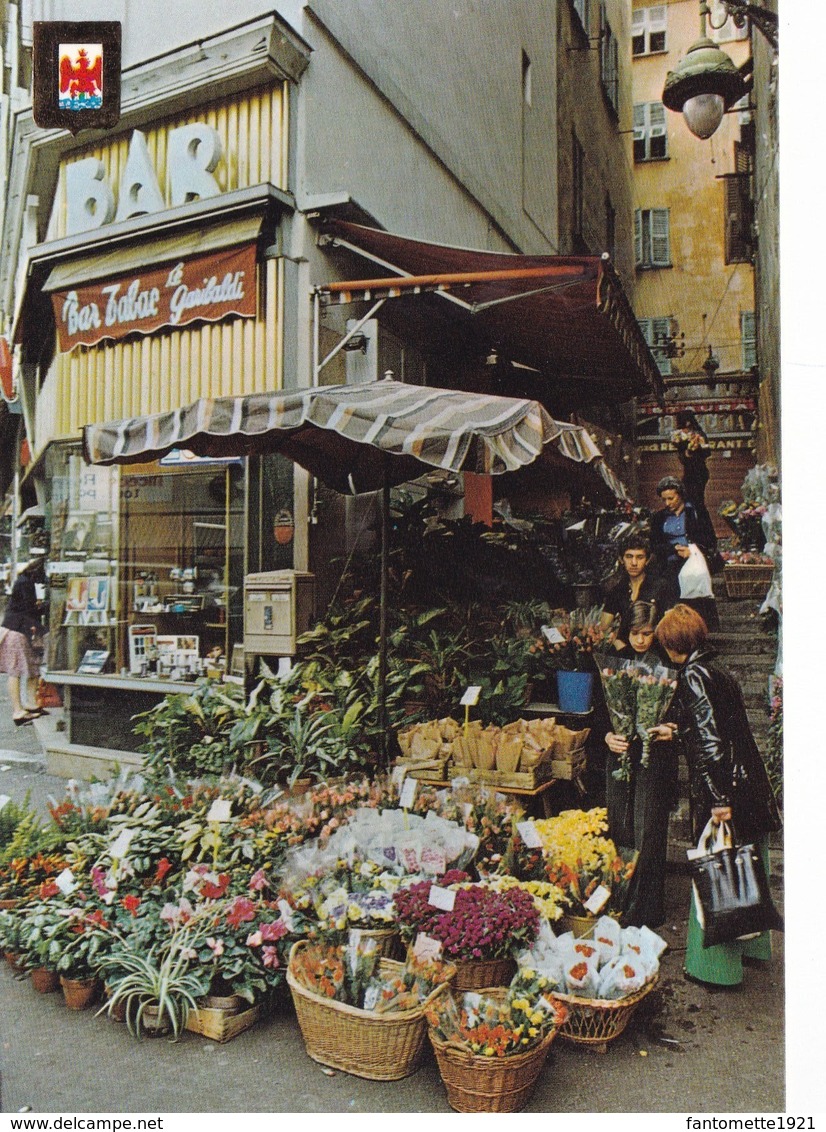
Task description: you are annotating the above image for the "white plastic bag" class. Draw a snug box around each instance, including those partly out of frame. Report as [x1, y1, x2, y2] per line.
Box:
[678, 543, 713, 599]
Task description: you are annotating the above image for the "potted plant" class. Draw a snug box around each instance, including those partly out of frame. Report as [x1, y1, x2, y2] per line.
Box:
[100, 928, 211, 1040]
[28, 891, 111, 1008]
[0, 906, 24, 969]
[190, 895, 291, 1011]
[543, 605, 615, 713]
[15, 900, 61, 992]
[393, 874, 540, 991]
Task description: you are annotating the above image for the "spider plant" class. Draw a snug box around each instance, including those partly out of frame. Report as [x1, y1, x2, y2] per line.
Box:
[98, 924, 210, 1041]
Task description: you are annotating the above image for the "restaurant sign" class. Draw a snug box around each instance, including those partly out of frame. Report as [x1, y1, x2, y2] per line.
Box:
[51, 243, 256, 352]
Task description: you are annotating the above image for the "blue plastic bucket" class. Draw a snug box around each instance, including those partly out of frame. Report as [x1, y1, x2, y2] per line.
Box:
[556, 670, 594, 714]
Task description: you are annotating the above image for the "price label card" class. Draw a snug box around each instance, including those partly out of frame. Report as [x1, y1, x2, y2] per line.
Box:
[206, 798, 232, 823]
[412, 932, 443, 961]
[428, 885, 457, 912]
[363, 984, 380, 1012]
[277, 899, 295, 928]
[399, 776, 418, 810]
[451, 776, 470, 791]
[391, 765, 407, 792]
[541, 625, 566, 644]
[460, 685, 482, 707]
[0, 795, 10, 813]
[109, 828, 135, 859]
[583, 884, 611, 915]
[517, 821, 543, 849]
[55, 868, 77, 895]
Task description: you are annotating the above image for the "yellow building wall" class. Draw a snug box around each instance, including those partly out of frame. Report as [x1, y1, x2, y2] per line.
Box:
[632, 0, 753, 377]
[35, 88, 288, 455]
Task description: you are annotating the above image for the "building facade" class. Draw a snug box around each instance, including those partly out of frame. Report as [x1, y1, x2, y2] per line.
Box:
[631, 0, 762, 528]
[0, 0, 656, 765]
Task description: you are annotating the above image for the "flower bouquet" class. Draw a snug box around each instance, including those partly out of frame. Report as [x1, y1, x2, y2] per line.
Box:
[542, 606, 615, 671]
[425, 966, 568, 1113]
[526, 809, 638, 923]
[598, 659, 638, 781]
[634, 662, 678, 767]
[671, 428, 710, 456]
[393, 873, 540, 990]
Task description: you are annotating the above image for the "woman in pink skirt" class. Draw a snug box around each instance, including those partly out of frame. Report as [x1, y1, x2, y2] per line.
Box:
[0, 558, 47, 725]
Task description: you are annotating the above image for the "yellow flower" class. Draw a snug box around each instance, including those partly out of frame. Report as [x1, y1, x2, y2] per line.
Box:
[528, 1026, 538, 1037]
[484, 1047, 495, 1057]
[511, 998, 529, 1011]
[530, 1012, 544, 1025]
[522, 967, 536, 980]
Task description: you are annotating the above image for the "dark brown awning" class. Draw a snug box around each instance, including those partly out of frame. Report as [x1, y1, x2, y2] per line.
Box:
[318, 220, 663, 404]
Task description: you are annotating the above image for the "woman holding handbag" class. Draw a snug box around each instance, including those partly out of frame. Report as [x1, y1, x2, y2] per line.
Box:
[652, 604, 781, 988]
[0, 557, 48, 725]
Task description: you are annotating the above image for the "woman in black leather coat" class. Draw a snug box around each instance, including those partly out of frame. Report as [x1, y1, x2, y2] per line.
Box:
[653, 604, 781, 987]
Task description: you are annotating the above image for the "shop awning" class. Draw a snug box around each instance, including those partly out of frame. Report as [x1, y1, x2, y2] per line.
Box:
[82, 377, 629, 500]
[317, 220, 663, 403]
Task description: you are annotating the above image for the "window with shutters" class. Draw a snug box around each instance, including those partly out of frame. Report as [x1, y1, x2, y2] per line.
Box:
[634, 208, 671, 268]
[723, 172, 754, 263]
[638, 316, 673, 376]
[600, 5, 619, 115]
[573, 0, 590, 35]
[741, 311, 757, 371]
[632, 6, 667, 55]
[633, 102, 668, 161]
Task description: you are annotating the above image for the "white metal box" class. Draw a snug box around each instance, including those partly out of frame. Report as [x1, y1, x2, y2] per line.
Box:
[243, 570, 316, 656]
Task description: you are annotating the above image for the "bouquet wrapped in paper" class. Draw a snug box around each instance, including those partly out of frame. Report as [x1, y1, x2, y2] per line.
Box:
[598, 659, 638, 782]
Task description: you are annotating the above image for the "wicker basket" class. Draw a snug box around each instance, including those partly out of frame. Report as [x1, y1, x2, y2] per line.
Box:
[286, 941, 452, 1080]
[724, 563, 774, 599]
[550, 976, 658, 1054]
[428, 989, 559, 1113]
[356, 926, 402, 959]
[450, 956, 517, 991]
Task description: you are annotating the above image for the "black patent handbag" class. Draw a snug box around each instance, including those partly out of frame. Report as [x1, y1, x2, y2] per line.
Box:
[687, 820, 783, 948]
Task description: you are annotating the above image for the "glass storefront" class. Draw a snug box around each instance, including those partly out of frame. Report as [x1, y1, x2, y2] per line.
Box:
[44, 444, 245, 682]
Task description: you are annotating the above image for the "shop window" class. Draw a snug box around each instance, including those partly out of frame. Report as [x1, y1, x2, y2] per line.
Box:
[599, 5, 619, 115]
[741, 311, 757, 371]
[633, 102, 668, 161]
[634, 208, 671, 268]
[43, 444, 245, 682]
[638, 316, 674, 376]
[632, 5, 667, 55]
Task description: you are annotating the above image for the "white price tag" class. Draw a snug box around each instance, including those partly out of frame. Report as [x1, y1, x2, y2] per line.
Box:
[451, 776, 470, 791]
[541, 625, 566, 645]
[277, 899, 295, 928]
[517, 821, 543, 849]
[0, 795, 11, 813]
[363, 984, 380, 1012]
[206, 798, 232, 823]
[391, 765, 407, 792]
[428, 885, 457, 912]
[460, 685, 482, 707]
[583, 884, 611, 915]
[109, 828, 135, 859]
[399, 776, 418, 810]
[412, 932, 443, 961]
[55, 868, 77, 896]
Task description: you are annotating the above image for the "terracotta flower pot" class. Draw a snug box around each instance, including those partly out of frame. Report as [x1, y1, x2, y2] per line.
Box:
[60, 975, 100, 1010]
[31, 967, 60, 994]
[104, 985, 127, 1022]
[4, 951, 23, 972]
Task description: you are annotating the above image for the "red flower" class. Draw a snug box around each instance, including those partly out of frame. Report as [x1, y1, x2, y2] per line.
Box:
[39, 881, 60, 899]
[121, 895, 141, 917]
[201, 874, 231, 900]
[226, 897, 257, 928]
[154, 858, 172, 884]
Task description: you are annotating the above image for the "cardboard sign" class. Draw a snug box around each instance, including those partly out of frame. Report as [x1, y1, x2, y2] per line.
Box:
[583, 884, 611, 915]
[517, 821, 543, 849]
[55, 868, 77, 895]
[460, 685, 482, 707]
[412, 933, 443, 961]
[108, 828, 134, 859]
[427, 885, 457, 912]
[206, 798, 232, 823]
[399, 776, 418, 810]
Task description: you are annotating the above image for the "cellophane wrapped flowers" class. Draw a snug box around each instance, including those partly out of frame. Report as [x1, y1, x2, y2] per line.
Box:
[426, 966, 567, 1056]
[393, 874, 540, 961]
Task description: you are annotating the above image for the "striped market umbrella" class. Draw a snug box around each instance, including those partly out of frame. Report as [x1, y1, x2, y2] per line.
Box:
[83, 378, 627, 761]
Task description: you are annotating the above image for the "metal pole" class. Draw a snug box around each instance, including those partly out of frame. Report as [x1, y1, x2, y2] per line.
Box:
[379, 463, 389, 767]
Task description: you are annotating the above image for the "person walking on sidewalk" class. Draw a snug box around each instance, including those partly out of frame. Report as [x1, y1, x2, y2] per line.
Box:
[0, 558, 47, 726]
[652, 603, 781, 988]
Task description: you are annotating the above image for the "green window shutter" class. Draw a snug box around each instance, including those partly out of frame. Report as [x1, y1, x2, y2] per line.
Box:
[651, 209, 670, 265]
[634, 209, 643, 265]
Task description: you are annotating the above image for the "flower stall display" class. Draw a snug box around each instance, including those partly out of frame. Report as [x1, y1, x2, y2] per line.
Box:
[393, 874, 540, 989]
[508, 809, 637, 929]
[425, 966, 568, 1112]
[286, 938, 454, 1080]
[515, 916, 666, 1052]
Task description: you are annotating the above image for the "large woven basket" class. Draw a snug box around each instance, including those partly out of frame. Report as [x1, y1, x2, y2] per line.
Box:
[724, 563, 773, 599]
[428, 988, 559, 1113]
[286, 941, 452, 1080]
[355, 926, 402, 959]
[451, 956, 516, 991]
[550, 976, 658, 1053]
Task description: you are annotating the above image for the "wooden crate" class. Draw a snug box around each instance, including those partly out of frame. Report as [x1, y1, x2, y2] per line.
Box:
[549, 746, 588, 781]
[185, 1002, 261, 1043]
[724, 563, 774, 599]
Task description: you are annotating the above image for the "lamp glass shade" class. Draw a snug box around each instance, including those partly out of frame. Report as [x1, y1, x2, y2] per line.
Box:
[682, 92, 725, 139]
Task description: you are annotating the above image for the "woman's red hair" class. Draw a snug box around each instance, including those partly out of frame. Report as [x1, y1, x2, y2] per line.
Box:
[655, 603, 708, 655]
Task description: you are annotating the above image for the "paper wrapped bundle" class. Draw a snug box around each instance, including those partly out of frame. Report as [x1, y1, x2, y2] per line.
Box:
[495, 733, 524, 773]
[473, 727, 499, 771]
[550, 726, 590, 756]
